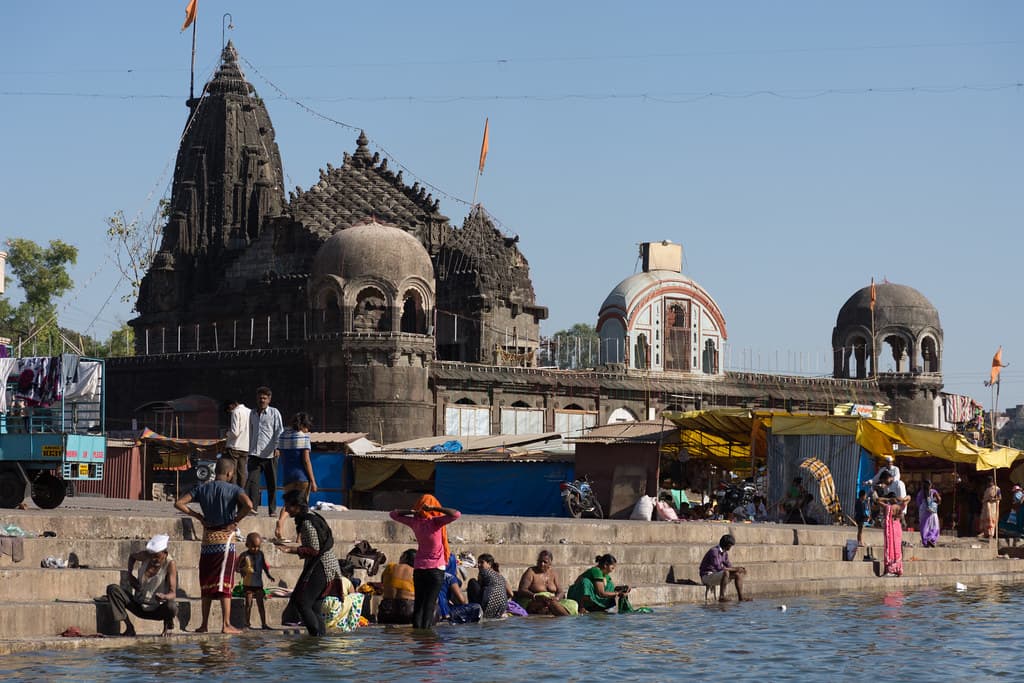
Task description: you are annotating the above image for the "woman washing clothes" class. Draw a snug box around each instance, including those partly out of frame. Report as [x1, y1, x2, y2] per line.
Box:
[567, 554, 629, 613]
[515, 550, 575, 616]
[278, 489, 341, 635]
[390, 495, 461, 629]
[377, 549, 416, 625]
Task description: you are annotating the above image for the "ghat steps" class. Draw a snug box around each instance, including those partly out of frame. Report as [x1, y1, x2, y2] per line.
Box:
[0, 499, 1021, 642]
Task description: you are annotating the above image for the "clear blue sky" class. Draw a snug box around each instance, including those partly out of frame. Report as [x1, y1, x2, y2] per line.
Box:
[2, 2, 1021, 407]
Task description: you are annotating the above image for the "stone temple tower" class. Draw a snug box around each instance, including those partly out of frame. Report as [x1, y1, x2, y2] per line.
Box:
[832, 282, 943, 426]
[136, 40, 285, 322]
[306, 221, 436, 443]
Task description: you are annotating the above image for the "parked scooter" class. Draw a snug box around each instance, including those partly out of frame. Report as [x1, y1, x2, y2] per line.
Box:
[560, 476, 604, 519]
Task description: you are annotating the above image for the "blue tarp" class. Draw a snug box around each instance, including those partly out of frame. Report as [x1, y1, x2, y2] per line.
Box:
[260, 451, 346, 508]
[435, 461, 574, 517]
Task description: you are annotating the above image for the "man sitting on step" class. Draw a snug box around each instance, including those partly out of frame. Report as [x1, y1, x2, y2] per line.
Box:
[105, 533, 178, 636]
[699, 534, 749, 602]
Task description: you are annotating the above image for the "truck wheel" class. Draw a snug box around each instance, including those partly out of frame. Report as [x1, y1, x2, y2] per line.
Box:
[31, 472, 66, 509]
[0, 470, 27, 508]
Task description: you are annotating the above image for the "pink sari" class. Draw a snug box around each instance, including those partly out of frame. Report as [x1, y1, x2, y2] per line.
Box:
[883, 505, 903, 576]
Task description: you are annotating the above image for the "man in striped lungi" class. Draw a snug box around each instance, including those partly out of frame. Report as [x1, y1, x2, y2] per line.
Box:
[175, 458, 253, 633]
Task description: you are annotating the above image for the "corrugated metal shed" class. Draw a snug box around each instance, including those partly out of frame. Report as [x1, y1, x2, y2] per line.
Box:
[438, 448, 575, 464]
[377, 432, 562, 453]
[572, 421, 677, 444]
[309, 431, 367, 444]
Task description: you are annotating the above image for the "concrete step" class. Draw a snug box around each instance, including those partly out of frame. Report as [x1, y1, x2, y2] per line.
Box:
[0, 567, 309, 602]
[635, 568, 1024, 605]
[0, 532, 991, 573]
[2, 509, 902, 548]
[0, 596, 297, 637]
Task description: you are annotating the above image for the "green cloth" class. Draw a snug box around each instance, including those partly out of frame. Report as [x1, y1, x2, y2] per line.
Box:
[533, 591, 579, 616]
[617, 594, 652, 614]
[567, 566, 617, 611]
[670, 489, 690, 510]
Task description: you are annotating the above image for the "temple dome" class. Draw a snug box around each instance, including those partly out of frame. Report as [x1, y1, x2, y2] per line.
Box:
[835, 282, 940, 331]
[312, 221, 434, 284]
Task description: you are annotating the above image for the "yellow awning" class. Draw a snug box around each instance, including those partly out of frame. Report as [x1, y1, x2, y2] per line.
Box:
[662, 409, 1023, 471]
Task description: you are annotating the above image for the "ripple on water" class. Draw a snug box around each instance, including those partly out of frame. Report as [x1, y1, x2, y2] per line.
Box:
[2, 586, 1024, 682]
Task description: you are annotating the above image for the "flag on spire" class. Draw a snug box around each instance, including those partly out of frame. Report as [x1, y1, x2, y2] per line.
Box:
[478, 118, 490, 174]
[181, 0, 198, 32]
[869, 278, 876, 312]
[986, 346, 1008, 387]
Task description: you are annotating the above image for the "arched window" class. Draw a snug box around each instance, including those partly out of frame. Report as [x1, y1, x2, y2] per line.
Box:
[702, 339, 719, 374]
[400, 289, 427, 334]
[456, 398, 476, 405]
[319, 289, 341, 333]
[511, 400, 531, 408]
[884, 334, 909, 373]
[634, 333, 649, 370]
[921, 336, 940, 373]
[353, 287, 390, 332]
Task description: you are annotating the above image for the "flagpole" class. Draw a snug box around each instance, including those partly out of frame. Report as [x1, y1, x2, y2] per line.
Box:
[473, 118, 489, 207]
[189, 10, 197, 102]
[992, 380, 999, 554]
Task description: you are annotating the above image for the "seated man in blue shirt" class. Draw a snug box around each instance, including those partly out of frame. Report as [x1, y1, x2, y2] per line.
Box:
[699, 534, 749, 602]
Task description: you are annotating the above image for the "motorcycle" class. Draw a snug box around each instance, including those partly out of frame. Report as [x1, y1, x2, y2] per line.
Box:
[560, 476, 604, 519]
[714, 479, 758, 517]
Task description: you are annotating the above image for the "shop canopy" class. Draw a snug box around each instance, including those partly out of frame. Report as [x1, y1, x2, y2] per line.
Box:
[662, 410, 1023, 471]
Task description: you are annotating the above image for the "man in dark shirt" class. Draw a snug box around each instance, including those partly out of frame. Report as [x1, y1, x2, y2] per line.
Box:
[699, 534, 749, 602]
[175, 458, 253, 633]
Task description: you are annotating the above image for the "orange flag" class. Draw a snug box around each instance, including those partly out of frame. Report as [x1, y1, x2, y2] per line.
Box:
[987, 346, 1008, 386]
[478, 118, 490, 174]
[181, 0, 197, 32]
[869, 278, 876, 312]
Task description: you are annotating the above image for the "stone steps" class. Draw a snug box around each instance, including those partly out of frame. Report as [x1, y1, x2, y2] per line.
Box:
[1, 499, 1020, 642]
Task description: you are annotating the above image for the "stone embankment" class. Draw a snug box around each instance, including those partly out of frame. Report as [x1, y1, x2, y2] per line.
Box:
[1, 497, 1021, 653]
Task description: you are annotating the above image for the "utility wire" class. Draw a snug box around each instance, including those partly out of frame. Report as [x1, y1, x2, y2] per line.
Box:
[3, 81, 1020, 102]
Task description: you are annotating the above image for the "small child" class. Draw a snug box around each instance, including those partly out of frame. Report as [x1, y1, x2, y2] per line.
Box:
[854, 489, 870, 546]
[237, 532, 276, 629]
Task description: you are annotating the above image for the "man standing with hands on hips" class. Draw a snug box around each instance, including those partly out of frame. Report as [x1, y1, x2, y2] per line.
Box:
[247, 386, 284, 517]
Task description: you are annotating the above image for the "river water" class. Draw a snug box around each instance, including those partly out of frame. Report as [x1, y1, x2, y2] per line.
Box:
[2, 585, 1018, 682]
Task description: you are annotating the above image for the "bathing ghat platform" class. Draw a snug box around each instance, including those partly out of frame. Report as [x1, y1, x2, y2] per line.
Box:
[1, 498, 1022, 653]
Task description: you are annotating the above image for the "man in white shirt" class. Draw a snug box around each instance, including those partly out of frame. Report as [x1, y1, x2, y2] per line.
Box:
[224, 398, 251, 487]
[247, 386, 284, 516]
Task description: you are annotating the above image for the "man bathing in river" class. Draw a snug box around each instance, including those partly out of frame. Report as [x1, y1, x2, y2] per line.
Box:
[699, 534, 750, 602]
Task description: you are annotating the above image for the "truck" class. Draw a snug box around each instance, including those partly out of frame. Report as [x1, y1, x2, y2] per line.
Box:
[0, 355, 106, 508]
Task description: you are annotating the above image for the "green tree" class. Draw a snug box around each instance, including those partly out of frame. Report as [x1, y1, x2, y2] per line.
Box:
[95, 323, 135, 358]
[1, 238, 78, 354]
[545, 322, 600, 369]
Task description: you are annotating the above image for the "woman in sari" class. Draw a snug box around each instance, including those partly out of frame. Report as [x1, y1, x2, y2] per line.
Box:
[567, 554, 629, 613]
[876, 476, 908, 577]
[916, 480, 941, 548]
[980, 477, 1001, 539]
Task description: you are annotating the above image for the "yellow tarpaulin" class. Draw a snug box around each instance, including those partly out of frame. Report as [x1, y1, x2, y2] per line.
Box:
[663, 409, 1023, 471]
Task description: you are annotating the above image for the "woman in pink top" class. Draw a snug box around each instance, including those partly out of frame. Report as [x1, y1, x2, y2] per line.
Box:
[390, 494, 461, 629]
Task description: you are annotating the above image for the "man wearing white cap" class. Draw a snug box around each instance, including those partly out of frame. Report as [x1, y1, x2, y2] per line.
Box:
[105, 533, 178, 636]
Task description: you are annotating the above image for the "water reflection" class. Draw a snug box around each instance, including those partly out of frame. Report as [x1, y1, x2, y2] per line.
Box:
[4, 587, 1024, 682]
